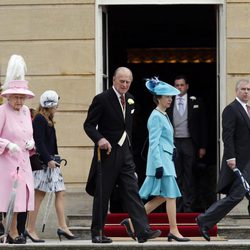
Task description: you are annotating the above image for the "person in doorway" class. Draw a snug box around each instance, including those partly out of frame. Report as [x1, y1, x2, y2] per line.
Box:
[25, 90, 77, 242]
[166, 75, 208, 212]
[121, 77, 190, 242]
[196, 79, 250, 241]
[0, 55, 35, 244]
[84, 67, 161, 243]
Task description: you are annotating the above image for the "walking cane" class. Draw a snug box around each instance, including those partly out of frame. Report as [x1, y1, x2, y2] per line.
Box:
[233, 167, 250, 196]
[97, 147, 103, 242]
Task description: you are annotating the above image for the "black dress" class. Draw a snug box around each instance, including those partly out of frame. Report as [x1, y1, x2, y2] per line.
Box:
[32, 114, 65, 192]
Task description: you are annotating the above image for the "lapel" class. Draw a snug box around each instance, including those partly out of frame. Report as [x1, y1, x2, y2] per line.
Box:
[234, 99, 250, 131]
[124, 94, 132, 123]
[109, 88, 126, 122]
[187, 95, 193, 120]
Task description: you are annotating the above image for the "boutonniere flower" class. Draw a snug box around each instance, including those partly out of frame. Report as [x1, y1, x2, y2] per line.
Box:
[127, 98, 134, 105]
[190, 96, 196, 101]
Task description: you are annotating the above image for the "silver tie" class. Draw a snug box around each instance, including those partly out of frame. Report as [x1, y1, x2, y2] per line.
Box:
[178, 97, 184, 116]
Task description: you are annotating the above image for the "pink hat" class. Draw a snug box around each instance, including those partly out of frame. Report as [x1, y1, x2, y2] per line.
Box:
[1, 54, 35, 99]
[1, 80, 35, 98]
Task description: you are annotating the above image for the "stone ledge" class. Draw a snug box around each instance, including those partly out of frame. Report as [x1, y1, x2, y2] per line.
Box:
[3, 239, 250, 250]
[218, 226, 250, 239]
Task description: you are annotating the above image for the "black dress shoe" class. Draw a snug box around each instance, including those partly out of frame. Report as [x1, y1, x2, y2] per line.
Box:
[23, 230, 45, 243]
[7, 235, 26, 244]
[196, 217, 210, 241]
[57, 228, 79, 241]
[167, 233, 190, 242]
[137, 228, 161, 243]
[92, 235, 112, 243]
[120, 218, 136, 241]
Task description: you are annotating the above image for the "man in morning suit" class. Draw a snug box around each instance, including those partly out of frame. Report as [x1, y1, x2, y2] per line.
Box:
[84, 67, 161, 243]
[166, 75, 208, 212]
[197, 79, 250, 241]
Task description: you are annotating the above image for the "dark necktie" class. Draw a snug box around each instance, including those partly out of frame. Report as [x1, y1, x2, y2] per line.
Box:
[246, 104, 250, 117]
[120, 95, 125, 109]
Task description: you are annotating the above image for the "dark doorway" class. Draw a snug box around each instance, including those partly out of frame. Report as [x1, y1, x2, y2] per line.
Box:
[108, 5, 217, 212]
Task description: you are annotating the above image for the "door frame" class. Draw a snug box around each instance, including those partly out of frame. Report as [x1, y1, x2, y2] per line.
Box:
[97, 0, 224, 4]
[95, 0, 226, 94]
[95, 1, 226, 179]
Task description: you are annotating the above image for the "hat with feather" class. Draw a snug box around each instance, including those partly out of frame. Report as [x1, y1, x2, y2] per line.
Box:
[145, 77, 180, 96]
[1, 54, 34, 98]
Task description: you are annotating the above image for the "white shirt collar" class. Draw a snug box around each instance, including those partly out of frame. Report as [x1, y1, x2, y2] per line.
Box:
[176, 93, 187, 101]
[113, 86, 126, 115]
[236, 97, 248, 111]
[113, 86, 126, 104]
[176, 93, 187, 102]
[112, 86, 121, 99]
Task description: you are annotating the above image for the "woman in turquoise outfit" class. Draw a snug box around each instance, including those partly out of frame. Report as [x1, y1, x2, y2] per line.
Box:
[121, 77, 190, 242]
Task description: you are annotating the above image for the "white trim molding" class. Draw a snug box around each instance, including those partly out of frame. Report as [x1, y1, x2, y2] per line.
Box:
[97, 0, 224, 5]
[95, 5, 103, 94]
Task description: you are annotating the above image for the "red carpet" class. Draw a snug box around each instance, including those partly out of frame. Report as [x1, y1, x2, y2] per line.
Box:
[104, 213, 217, 237]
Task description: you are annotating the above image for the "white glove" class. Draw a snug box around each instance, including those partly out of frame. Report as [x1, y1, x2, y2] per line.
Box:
[7, 143, 21, 153]
[25, 139, 35, 150]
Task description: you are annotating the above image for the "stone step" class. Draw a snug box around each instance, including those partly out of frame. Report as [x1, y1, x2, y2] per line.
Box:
[68, 214, 92, 227]
[70, 224, 250, 241]
[218, 226, 250, 239]
[3, 239, 250, 250]
[68, 215, 210, 240]
[68, 213, 250, 240]
[68, 213, 249, 226]
[217, 214, 250, 239]
[68, 215, 204, 227]
[69, 226, 91, 240]
[219, 214, 250, 226]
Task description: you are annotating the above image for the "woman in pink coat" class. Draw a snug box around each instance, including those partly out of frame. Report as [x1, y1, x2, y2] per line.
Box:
[0, 55, 35, 244]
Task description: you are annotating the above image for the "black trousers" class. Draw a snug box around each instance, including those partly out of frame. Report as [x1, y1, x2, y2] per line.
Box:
[174, 138, 196, 212]
[17, 212, 27, 235]
[198, 174, 246, 229]
[91, 141, 149, 237]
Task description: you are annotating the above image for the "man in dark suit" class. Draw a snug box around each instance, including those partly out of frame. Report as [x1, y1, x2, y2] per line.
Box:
[196, 79, 250, 241]
[167, 75, 207, 212]
[84, 67, 161, 243]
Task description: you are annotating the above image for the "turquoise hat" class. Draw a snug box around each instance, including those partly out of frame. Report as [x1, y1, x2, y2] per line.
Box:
[145, 77, 180, 96]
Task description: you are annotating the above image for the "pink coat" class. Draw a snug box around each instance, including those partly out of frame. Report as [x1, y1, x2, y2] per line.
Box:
[0, 103, 34, 212]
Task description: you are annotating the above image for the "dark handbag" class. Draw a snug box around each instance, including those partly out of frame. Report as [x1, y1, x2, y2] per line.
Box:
[30, 153, 45, 171]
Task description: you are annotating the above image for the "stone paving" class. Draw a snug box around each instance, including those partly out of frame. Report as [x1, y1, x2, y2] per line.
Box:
[2, 237, 250, 250]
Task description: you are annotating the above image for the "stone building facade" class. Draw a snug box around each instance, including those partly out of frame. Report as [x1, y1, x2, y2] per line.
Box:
[0, 0, 249, 224]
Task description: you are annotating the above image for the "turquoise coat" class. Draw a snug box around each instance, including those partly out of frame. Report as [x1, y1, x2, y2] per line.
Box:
[146, 109, 176, 177]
